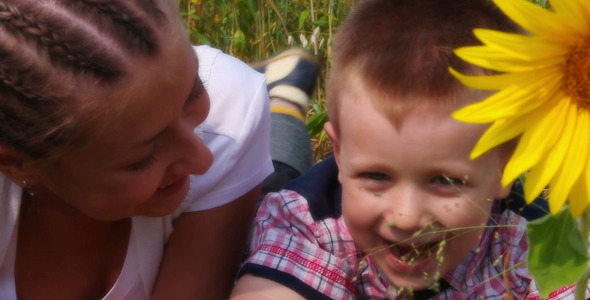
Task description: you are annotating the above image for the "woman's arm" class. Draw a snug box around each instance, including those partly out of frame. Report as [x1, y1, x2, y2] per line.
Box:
[151, 183, 262, 300]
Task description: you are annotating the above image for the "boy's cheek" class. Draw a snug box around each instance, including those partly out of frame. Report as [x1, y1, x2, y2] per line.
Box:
[341, 190, 379, 228]
[438, 196, 493, 228]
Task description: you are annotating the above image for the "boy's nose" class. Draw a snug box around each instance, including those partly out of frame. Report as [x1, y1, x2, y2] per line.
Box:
[384, 185, 432, 233]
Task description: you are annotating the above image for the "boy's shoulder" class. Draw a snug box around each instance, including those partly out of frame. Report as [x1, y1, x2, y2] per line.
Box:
[283, 155, 343, 220]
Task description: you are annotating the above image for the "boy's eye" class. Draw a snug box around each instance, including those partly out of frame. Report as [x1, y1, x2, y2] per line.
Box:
[432, 175, 462, 186]
[364, 172, 390, 181]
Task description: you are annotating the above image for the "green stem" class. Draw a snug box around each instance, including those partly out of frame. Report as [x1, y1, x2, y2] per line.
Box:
[575, 207, 590, 300]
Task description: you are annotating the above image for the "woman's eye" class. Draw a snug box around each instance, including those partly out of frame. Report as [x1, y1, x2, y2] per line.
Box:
[129, 154, 157, 171]
[184, 79, 206, 111]
[433, 175, 461, 186]
[127, 144, 160, 171]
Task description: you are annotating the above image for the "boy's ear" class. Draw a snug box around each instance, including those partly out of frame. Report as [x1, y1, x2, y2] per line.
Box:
[495, 181, 514, 200]
[324, 121, 340, 159]
[324, 121, 343, 183]
[0, 145, 39, 186]
[494, 144, 517, 200]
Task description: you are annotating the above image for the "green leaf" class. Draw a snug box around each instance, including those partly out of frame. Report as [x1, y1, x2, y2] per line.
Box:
[298, 10, 311, 30]
[312, 15, 329, 27]
[527, 207, 590, 298]
[306, 111, 328, 137]
[190, 31, 211, 45]
[229, 29, 246, 52]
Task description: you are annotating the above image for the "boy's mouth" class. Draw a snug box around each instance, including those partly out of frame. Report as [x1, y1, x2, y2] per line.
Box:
[391, 241, 440, 263]
[383, 238, 444, 271]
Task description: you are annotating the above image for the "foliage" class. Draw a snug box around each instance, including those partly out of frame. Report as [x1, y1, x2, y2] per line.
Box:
[527, 207, 590, 297]
[178, 0, 356, 161]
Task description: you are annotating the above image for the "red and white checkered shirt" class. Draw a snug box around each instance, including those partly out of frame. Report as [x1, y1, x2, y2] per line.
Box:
[240, 188, 589, 299]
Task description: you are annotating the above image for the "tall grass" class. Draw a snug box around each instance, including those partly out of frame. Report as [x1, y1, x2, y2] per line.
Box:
[178, 0, 353, 160]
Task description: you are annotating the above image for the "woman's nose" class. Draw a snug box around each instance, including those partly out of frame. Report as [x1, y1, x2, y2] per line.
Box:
[166, 118, 213, 176]
[185, 134, 213, 175]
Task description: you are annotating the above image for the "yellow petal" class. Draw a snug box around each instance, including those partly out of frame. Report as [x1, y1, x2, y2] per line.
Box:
[569, 170, 590, 218]
[470, 111, 535, 159]
[454, 46, 565, 72]
[492, 0, 582, 44]
[453, 70, 561, 123]
[547, 104, 588, 215]
[550, 0, 590, 36]
[449, 67, 554, 91]
[524, 102, 577, 205]
[449, 66, 563, 91]
[564, 110, 590, 218]
[473, 29, 570, 61]
[569, 132, 590, 218]
[502, 99, 570, 186]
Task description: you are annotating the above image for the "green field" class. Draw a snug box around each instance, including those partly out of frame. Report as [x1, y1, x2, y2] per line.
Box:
[179, 0, 354, 160]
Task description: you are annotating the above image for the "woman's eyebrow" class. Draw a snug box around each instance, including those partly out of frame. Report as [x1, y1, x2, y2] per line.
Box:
[135, 76, 204, 148]
[184, 76, 205, 107]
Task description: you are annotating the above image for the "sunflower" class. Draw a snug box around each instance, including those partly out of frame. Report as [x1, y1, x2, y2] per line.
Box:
[451, 0, 590, 217]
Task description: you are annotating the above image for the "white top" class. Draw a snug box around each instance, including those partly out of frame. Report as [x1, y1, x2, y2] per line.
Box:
[0, 45, 273, 300]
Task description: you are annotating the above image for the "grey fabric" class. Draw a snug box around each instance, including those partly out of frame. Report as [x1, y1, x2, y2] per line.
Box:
[261, 161, 301, 198]
[269, 112, 313, 178]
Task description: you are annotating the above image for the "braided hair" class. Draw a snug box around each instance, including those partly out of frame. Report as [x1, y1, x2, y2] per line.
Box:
[0, 0, 170, 158]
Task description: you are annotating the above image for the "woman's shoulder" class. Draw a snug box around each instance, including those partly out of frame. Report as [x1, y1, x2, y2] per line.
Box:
[194, 45, 268, 141]
[194, 45, 265, 91]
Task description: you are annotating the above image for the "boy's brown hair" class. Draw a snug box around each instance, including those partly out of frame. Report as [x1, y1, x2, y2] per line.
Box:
[326, 0, 522, 132]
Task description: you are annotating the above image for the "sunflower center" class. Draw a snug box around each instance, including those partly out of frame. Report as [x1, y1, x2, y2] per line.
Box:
[564, 38, 590, 109]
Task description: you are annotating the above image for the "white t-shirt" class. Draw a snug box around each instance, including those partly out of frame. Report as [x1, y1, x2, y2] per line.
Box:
[0, 45, 273, 299]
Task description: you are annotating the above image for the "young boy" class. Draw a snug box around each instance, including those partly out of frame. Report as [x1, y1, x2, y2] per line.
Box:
[231, 0, 557, 298]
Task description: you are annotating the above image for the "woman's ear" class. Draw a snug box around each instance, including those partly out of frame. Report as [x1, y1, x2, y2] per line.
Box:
[0, 145, 39, 186]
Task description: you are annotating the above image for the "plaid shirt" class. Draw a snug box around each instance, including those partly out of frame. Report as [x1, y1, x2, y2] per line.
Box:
[243, 189, 532, 299]
[240, 157, 589, 299]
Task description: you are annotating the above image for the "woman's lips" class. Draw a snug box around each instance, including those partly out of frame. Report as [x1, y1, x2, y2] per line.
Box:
[156, 175, 189, 196]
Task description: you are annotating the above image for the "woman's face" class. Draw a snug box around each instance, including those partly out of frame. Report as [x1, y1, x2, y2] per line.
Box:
[32, 35, 213, 221]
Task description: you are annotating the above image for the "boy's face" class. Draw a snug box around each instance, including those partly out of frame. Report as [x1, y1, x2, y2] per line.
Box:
[325, 82, 511, 291]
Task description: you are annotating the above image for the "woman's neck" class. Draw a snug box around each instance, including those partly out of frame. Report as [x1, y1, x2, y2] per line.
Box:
[15, 186, 131, 300]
